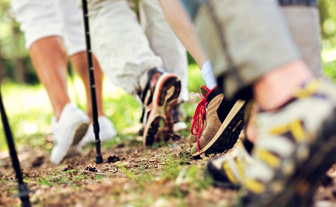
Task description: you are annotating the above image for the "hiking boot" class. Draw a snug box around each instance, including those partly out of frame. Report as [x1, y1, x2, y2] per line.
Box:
[138, 104, 186, 140]
[141, 68, 181, 146]
[50, 103, 89, 164]
[187, 133, 197, 147]
[205, 139, 254, 188]
[78, 116, 117, 151]
[190, 86, 246, 157]
[234, 79, 336, 207]
[187, 86, 214, 147]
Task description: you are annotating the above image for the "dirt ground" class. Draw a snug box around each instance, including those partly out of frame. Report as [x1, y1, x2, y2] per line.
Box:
[1, 133, 336, 207]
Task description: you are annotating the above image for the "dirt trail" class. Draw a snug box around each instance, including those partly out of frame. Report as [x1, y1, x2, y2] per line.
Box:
[0, 135, 336, 207]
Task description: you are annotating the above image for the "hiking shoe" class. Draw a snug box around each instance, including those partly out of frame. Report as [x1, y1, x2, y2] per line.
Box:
[190, 86, 246, 157]
[205, 139, 254, 188]
[50, 103, 89, 164]
[234, 79, 336, 207]
[187, 133, 197, 147]
[187, 86, 216, 148]
[141, 68, 181, 146]
[172, 105, 187, 132]
[78, 116, 117, 150]
[138, 104, 186, 138]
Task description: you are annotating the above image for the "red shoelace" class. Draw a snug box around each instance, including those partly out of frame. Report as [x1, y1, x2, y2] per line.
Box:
[191, 93, 208, 155]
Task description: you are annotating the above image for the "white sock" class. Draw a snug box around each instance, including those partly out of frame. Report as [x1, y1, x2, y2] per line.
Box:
[201, 60, 217, 89]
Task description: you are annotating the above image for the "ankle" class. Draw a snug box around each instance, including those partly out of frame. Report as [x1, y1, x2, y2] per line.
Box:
[54, 102, 70, 121]
[253, 60, 313, 111]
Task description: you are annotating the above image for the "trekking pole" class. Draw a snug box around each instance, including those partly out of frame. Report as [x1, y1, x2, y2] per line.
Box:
[0, 89, 31, 207]
[81, 0, 103, 164]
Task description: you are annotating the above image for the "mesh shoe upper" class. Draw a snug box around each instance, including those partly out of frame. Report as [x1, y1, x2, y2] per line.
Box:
[234, 79, 336, 207]
[205, 140, 255, 188]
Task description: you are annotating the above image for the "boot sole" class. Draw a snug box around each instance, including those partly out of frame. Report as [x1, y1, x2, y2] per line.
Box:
[253, 109, 336, 207]
[192, 100, 246, 157]
[143, 74, 181, 146]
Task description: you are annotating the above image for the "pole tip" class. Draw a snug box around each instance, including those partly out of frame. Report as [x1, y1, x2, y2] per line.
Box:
[96, 155, 103, 164]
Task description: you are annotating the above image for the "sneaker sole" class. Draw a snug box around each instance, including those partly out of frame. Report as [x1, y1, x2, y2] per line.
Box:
[71, 123, 89, 147]
[55, 123, 89, 164]
[192, 100, 246, 157]
[157, 82, 182, 142]
[254, 109, 336, 207]
[143, 74, 181, 146]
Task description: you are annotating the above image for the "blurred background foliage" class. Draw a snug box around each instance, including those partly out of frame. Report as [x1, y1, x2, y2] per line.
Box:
[319, 0, 336, 50]
[0, 0, 335, 151]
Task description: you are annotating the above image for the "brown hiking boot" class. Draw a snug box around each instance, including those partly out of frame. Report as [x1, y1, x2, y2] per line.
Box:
[188, 86, 223, 156]
[187, 86, 213, 147]
[187, 134, 197, 147]
[190, 86, 247, 157]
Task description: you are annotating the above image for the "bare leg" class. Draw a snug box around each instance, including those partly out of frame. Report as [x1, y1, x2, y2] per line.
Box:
[158, 0, 207, 69]
[71, 52, 105, 121]
[254, 60, 312, 111]
[29, 36, 70, 120]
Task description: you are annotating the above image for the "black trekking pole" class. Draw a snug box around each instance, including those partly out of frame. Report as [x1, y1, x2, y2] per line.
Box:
[81, 0, 103, 164]
[0, 89, 31, 207]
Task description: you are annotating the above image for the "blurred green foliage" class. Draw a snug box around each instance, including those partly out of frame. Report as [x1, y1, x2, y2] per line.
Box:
[319, 0, 336, 50]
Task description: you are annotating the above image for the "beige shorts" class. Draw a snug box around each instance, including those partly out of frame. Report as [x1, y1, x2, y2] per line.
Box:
[11, 0, 86, 56]
[88, 0, 189, 101]
[192, 0, 300, 98]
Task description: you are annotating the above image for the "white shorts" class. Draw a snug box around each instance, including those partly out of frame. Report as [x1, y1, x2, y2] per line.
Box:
[11, 0, 86, 56]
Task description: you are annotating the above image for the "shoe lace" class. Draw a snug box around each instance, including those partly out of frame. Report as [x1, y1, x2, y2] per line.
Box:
[191, 93, 208, 155]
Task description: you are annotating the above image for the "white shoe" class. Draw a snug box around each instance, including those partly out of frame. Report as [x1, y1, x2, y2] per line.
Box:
[50, 103, 90, 164]
[78, 116, 117, 150]
[173, 121, 187, 132]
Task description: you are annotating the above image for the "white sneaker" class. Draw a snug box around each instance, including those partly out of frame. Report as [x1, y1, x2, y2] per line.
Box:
[173, 122, 187, 132]
[78, 116, 117, 150]
[50, 103, 90, 164]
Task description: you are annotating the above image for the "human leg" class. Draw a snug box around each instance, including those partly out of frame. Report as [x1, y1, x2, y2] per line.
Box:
[89, 0, 180, 145]
[137, 0, 188, 133]
[29, 37, 71, 119]
[70, 52, 104, 119]
[181, 0, 297, 157]
[140, 0, 189, 103]
[182, 0, 336, 206]
[152, 0, 245, 154]
[158, 0, 207, 69]
[59, 0, 116, 147]
[158, 0, 217, 90]
[244, 2, 323, 142]
[11, 0, 89, 164]
[11, 0, 72, 119]
[205, 0, 324, 193]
